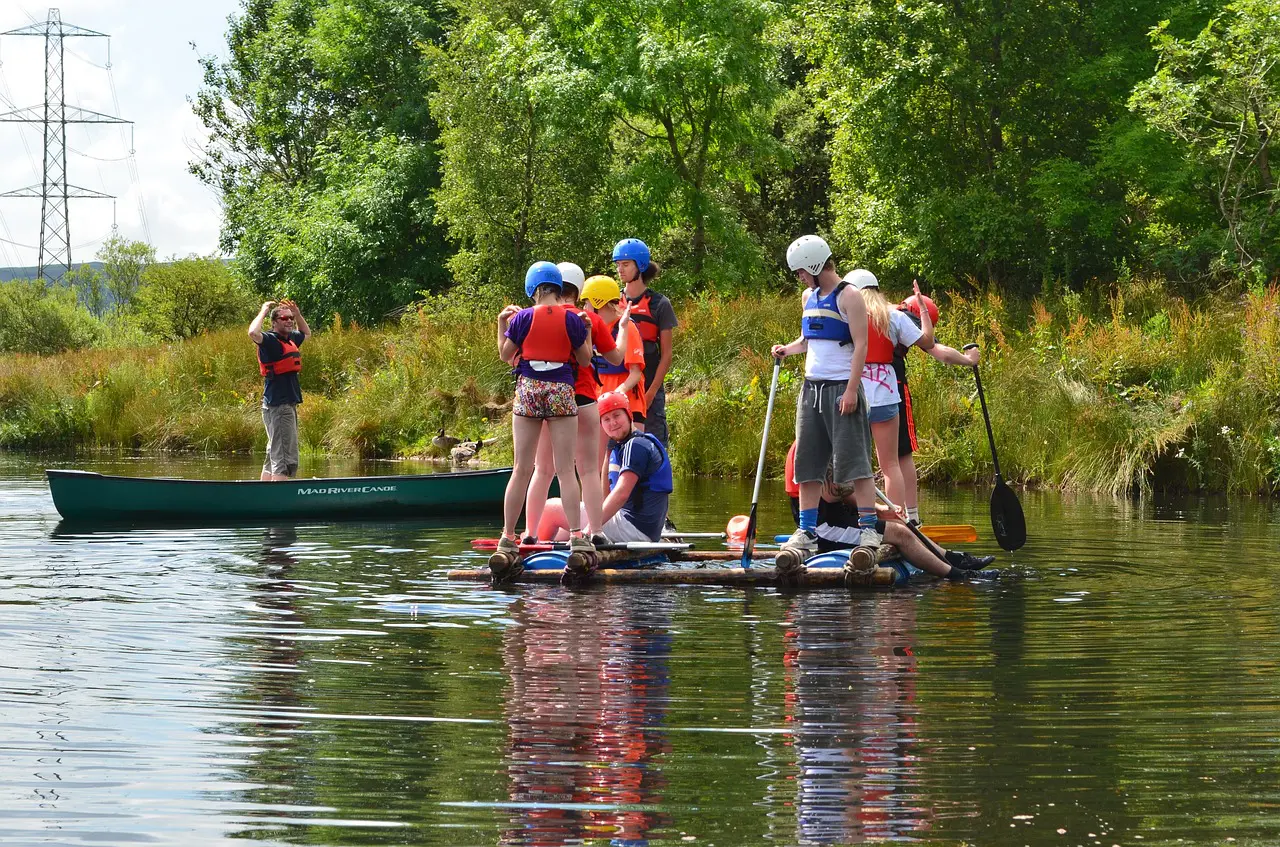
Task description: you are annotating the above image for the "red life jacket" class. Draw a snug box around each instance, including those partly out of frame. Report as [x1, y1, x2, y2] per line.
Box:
[626, 289, 661, 346]
[259, 334, 302, 377]
[865, 317, 895, 365]
[520, 304, 575, 364]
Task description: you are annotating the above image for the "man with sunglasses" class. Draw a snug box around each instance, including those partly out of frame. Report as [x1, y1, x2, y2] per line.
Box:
[249, 299, 311, 480]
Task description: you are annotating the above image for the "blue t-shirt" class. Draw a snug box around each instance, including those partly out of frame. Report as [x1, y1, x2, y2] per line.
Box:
[505, 306, 589, 385]
[257, 330, 305, 407]
[608, 434, 670, 541]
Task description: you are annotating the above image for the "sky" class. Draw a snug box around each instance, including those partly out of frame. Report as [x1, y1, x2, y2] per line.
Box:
[0, 1, 241, 269]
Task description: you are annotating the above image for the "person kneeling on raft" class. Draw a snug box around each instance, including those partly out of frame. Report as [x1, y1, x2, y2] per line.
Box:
[539, 391, 673, 544]
[784, 447, 995, 579]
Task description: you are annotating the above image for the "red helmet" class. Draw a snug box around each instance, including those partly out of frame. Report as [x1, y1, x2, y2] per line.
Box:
[900, 293, 940, 325]
[597, 390, 630, 419]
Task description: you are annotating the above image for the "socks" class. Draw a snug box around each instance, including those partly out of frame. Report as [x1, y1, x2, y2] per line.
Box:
[799, 508, 818, 533]
[906, 506, 921, 523]
[857, 508, 877, 530]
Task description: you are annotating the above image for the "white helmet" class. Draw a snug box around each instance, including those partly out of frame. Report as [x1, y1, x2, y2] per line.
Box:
[843, 268, 879, 289]
[556, 262, 586, 292]
[786, 235, 832, 275]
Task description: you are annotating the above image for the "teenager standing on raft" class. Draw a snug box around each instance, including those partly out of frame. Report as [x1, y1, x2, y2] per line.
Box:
[521, 263, 629, 543]
[249, 299, 311, 480]
[582, 275, 647, 429]
[614, 239, 677, 447]
[771, 235, 882, 581]
[849, 271, 981, 517]
[492, 262, 596, 579]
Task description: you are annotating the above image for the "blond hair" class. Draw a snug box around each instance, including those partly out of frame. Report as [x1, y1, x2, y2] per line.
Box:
[859, 287, 891, 336]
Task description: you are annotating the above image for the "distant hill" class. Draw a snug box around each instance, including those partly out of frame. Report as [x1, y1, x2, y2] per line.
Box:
[0, 263, 105, 282]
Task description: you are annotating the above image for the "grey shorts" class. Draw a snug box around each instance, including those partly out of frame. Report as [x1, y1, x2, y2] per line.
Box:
[262, 403, 300, 477]
[793, 379, 873, 486]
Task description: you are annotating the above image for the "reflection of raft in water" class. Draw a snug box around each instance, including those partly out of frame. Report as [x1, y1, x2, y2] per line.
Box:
[447, 545, 925, 588]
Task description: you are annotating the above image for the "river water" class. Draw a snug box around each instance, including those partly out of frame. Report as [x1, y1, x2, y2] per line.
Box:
[2, 453, 1280, 846]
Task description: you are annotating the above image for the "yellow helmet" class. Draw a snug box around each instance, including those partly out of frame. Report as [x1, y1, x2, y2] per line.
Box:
[581, 275, 622, 309]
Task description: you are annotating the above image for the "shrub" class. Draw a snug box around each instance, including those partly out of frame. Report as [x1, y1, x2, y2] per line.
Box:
[0, 279, 100, 354]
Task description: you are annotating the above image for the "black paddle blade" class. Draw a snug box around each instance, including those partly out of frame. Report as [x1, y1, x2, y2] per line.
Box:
[990, 479, 1026, 552]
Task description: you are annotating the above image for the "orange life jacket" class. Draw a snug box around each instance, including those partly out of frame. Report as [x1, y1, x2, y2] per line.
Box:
[259, 334, 302, 377]
[520, 304, 575, 364]
[865, 318, 895, 365]
[626, 290, 661, 346]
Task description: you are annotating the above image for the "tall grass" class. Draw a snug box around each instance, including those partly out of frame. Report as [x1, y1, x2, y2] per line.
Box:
[1, 281, 1277, 493]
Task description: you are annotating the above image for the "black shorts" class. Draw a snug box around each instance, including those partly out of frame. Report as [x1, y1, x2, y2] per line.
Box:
[897, 381, 917, 457]
[575, 394, 597, 407]
[632, 411, 646, 424]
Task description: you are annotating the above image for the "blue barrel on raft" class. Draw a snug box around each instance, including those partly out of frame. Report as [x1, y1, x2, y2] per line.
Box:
[522, 549, 671, 571]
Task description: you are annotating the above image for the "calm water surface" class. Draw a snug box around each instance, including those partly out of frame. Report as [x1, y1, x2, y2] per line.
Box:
[2, 454, 1280, 846]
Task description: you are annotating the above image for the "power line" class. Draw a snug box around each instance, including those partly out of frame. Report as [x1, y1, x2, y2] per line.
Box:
[0, 10, 129, 280]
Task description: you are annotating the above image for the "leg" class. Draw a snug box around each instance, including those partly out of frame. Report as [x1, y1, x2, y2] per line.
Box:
[537, 497, 570, 541]
[523, 422, 554, 539]
[647, 385, 668, 446]
[897, 387, 920, 516]
[546, 416, 582, 531]
[882, 522, 950, 577]
[502, 415, 542, 538]
[870, 415, 904, 511]
[576, 404, 605, 535]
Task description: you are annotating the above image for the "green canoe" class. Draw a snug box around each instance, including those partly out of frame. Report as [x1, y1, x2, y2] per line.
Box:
[46, 467, 512, 524]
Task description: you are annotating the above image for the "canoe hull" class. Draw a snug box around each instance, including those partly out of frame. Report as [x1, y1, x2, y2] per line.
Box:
[46, 468, 512, 523]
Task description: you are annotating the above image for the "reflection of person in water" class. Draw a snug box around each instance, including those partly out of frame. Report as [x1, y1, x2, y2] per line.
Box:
[500, 590, 673, 846]
[782, 593, 932, 844]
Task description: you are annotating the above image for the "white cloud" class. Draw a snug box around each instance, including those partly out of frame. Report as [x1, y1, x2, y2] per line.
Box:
[0, 1, 239, 268]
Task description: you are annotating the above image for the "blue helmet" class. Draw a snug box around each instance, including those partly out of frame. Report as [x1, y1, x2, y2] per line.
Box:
[524, 261, 563, 298]
[611, 238, 650, 273]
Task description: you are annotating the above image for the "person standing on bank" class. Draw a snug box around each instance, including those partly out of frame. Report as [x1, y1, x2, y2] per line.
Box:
[249, 299, 311, 481]
[613, 238, 677, 447]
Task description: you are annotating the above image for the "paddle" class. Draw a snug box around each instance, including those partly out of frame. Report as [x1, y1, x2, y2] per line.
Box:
[742, 359, 783, 568]
[772, 524, 976, 545]
[962, 344, 1027, 551]
[875, 485, 949, 560]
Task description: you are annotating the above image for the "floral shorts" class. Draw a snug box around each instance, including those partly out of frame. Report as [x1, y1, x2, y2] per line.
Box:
[513, 375, 578, 419]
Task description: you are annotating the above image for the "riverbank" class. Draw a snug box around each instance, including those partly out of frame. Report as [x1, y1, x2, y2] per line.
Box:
[1, 280, 1277, 494]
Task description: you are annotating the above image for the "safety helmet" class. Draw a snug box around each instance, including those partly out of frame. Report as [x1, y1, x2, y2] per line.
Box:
[900, 293, 940, 325]
[581, 275, 622, 309]
[786, 235, 832, 275]
[524, 261, 563, 298]
[843, 268, 879, 289]
[611, 238, 650, 273]
[556, 262, 585, 294]
[596, 390, 630, 419]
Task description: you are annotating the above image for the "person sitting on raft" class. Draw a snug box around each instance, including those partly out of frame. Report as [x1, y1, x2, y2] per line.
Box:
[783, 443, 996, 579]
[538, 391, 673, 544]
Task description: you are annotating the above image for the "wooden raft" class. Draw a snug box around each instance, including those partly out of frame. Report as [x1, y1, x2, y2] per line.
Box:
[446, 564, 899, 587]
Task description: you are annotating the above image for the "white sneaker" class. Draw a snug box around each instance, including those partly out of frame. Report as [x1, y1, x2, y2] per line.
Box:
[781, 528, 818, 557]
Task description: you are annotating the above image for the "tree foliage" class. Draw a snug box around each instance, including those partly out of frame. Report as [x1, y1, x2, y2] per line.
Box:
[191, 0, 451, 323]
[133, 257, 256, 340]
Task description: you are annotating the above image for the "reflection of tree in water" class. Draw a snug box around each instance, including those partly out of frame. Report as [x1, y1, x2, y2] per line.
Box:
[501, 590, 673, 846]
[783, 594, 932, 845]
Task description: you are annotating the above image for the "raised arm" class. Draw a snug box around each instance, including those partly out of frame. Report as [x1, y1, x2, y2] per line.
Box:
[911, 280, 934, 348]
[248, 301, 273, 344]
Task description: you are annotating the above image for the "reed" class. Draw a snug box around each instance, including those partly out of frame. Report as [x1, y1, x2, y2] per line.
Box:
[0, 281, 1276, 493]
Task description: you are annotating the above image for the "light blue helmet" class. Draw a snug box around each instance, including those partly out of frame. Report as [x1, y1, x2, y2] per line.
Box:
[611, 238, 650, 273]
[524, 261, 563, 298]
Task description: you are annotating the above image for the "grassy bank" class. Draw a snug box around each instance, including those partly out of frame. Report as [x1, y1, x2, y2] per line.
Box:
[2, 280, 1278, 494]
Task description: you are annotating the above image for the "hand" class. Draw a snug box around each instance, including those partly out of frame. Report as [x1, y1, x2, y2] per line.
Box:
[964, 345, 981, 366]
[261, 301, 276, 314]
[498, 304, 520, 324]
[281, 298, 301, 317]
[619, 300, 632, 322]
[838, 389, 860, 416]
[644, 386, 658, 408]
[771, 343, 788, 359]
[912, 279, 922, 299]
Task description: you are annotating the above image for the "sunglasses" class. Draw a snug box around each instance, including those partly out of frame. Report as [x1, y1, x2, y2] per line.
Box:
[274, 315, 295, 322]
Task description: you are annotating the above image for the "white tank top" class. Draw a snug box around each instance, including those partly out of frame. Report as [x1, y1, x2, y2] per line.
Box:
[803, 288, 854, 380]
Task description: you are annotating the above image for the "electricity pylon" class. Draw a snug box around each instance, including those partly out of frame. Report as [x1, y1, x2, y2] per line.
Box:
[0, 8, 130, 280]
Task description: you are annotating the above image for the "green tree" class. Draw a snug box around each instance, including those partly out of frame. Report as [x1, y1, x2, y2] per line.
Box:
[0, 279, 100, 354]
[191, 0, 451, 323]
[64, 264, 108, 317]
[559, 0, 784, 291]
[429, 12, 613, 290]
[1131, 0, 1279, 278]
[133, 257, 256, 340]
[97, 236, 157, 308]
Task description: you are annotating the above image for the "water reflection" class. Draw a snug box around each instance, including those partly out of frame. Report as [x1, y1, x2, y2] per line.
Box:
[501, 590, 672, 845]
[783, 594, 931, 844]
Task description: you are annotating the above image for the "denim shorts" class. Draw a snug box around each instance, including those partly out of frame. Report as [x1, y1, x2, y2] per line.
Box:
[867, 402, 900, 424]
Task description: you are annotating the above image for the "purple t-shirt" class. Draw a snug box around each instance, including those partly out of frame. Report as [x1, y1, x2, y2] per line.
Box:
[505, 306, 589, 385]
